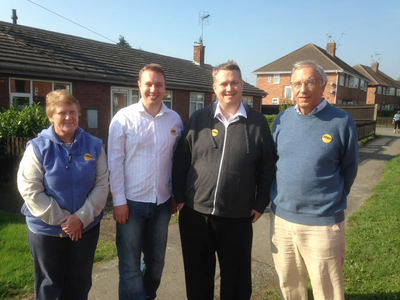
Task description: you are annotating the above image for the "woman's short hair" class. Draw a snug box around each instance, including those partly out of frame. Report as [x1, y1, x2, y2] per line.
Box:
[46, 90, 81, 117]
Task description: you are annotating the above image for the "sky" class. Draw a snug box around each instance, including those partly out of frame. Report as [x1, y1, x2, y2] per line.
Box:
[1, 0, 400, 87]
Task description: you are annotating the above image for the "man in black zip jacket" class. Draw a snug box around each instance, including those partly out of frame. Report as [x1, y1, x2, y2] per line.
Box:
[172, 60, 276, 300]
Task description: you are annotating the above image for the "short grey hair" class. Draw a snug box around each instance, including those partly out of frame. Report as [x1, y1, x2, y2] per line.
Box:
[290, 60, 327, 85]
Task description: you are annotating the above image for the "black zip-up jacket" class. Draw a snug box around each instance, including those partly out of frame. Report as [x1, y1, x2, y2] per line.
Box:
[172, 102, 276, 218]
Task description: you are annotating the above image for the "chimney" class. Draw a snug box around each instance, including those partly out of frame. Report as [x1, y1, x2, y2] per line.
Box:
[193, 42, 205, 65]
[327, 41, 336, 57]
[372, 61, 379, 72]
[11, 9, 18, 24]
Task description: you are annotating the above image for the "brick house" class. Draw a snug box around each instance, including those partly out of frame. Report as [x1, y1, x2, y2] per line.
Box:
[252, 42, 369, 106]
[353, 62, 400, 110]
[0, 21, 266, 143]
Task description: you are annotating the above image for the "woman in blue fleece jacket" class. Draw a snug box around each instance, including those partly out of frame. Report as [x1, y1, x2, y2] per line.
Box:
[17, 90, 109, 300]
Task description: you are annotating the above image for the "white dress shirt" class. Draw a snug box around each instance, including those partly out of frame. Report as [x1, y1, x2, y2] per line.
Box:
[108, 100, 183, 206]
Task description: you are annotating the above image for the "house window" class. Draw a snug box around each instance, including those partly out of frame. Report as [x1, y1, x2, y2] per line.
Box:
[87, 109, 98, 129]
[383, 87, 386, 95]
[339, 74, 344, 86]
[360, 80, 365, 90]
[163, 91, 173, 109]
[345, 75, 349, 87]
[9, 78, 72, 107]
[284, 86, 292, 100]
[111, 87, 140, 116]
[272, 98, 279, 105]
[273, 74, 280, 84]
[268, 77, 271, 83]
[397, 89, 400, 96]
[354, 78, 359, 89]
[190, 92, 204, 116]
[241, 96, 253, 106]
[349, 77, 354, 88]
[377, 86, 382, 94]
[389, 87, 395, 96]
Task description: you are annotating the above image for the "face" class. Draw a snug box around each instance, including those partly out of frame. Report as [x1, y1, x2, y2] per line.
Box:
[213, 70, 244, 107]
[291, 66, 326, 115]
[49, 102, 79, 140]
[138, 70, 166, 109]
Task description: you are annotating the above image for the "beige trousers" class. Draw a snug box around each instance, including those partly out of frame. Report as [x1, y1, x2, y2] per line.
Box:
[270, 212, 345, 300]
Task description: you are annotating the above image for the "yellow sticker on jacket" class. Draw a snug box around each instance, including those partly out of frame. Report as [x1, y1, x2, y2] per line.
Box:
[171, 128, 177, 136]
[212, 129, 218, 137]
[84, 153, 93, 161]
[322, 134, 332, 143]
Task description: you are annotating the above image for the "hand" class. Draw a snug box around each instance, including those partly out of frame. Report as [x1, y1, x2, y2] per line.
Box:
[113, 204, 129, 224]
[171, 197, 178, 214]
[177, 203, 185, 211]
[251, 209, 262, 223]
[61, 214, 83, 241]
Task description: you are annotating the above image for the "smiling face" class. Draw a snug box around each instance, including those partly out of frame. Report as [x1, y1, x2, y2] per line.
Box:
[291, 65, 327, 115]
[49, 102, 79, 142]
[213, 70, 244, 108]
[138, 70, 166, 112]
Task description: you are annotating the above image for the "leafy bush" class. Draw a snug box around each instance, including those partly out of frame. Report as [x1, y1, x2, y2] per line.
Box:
[377, 110, 397, 117]
[265, 114, 276, 133]
[0, 103, 50, 139]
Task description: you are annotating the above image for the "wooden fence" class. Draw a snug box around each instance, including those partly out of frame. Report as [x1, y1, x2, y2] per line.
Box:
[336, 105, 377, 140]
[0, 137, 30, 182]
[376, 117, 394, 127]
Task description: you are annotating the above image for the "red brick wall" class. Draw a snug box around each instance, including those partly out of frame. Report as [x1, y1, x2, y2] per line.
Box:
[73, 81, 111, 144]
[256, 74, 291, 105]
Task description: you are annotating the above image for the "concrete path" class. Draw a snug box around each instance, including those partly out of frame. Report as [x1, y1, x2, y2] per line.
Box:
[89, 127, 400, 300]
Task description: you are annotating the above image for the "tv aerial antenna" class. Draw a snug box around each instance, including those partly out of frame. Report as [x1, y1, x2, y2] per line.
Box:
[198, 12, 210, 44]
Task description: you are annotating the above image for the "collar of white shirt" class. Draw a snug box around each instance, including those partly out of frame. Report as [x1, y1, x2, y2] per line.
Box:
[214, 101, 247, 126]
[137, 99, 166, 117]
[294, 98, 327, 115]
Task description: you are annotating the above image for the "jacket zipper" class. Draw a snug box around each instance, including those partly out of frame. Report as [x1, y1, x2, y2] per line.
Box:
[211, 125, 228, 214]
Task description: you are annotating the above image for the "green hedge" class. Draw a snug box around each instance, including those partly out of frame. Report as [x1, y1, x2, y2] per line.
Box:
[0, 103, 50, 139]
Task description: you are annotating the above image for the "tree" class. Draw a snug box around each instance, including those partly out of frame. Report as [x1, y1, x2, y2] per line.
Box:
[117, 35, 132, 48]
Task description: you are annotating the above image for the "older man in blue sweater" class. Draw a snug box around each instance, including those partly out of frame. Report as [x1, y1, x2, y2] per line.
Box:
[270, 60, 358, 299]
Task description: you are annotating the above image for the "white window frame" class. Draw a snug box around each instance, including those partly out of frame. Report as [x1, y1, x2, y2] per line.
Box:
[284, 86, 293, 100]
[339, 74, 344, 86]
[345, 75, 349, 87]
[268, 76, 271, 83]
[397, 89, 400, 97]
[349, 77, 354, 88]
[190, 92, 204, 116]
[354, 77, 359, 89]
[273, 74, 280, 84]
[163, 90, 173, 109]
[377, 86, 382, 94]
[389, 87, 395, 96]
[9, 78, 72, 106]
[110, 87, 140, 117]
[272, 98, 279, 105]
[241, 96, 253, 106]
[360, 79, 364, 90]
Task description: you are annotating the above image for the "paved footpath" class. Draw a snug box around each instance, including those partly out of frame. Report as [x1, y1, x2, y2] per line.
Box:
[89, 127, 400, 300]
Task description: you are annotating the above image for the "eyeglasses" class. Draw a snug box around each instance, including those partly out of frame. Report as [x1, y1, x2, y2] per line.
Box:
[291, 78, 319, 90]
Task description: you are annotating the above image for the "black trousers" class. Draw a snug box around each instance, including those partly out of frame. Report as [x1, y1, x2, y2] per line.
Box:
[179, 206, 253, 300]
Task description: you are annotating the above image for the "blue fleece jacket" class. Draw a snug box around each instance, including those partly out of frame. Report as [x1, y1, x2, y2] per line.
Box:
[270, 103, 358, 226]
[21, 126, 103, 236]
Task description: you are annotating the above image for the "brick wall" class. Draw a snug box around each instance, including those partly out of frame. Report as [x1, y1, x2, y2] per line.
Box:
[256, 74, 291, 105]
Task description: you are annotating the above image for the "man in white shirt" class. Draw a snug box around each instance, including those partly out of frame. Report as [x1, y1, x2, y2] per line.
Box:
[108, 63, 183, 300]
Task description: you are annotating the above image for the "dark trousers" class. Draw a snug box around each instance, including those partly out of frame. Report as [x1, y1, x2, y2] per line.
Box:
[179, 206, 253, 300]
[28, 223, 100, 300]
[394, 120, 400, 130]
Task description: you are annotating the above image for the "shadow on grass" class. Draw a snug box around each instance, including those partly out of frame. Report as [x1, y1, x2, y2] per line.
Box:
[345, 293, 400, 300]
